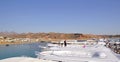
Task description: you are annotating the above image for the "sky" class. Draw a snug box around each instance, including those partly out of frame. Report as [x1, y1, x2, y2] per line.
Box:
[0, 0, 120, 35]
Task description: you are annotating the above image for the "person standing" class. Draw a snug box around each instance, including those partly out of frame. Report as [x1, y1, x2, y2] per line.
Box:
[64, 40, 67, 47]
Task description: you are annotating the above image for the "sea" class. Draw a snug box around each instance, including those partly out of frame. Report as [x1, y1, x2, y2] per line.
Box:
[0, 42, 47, 60]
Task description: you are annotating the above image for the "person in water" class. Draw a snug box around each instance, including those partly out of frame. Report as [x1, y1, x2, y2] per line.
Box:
[64, 40, 67, 47]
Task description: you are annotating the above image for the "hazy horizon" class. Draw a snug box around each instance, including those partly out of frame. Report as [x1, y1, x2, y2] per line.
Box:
[0, 0, 120, 35]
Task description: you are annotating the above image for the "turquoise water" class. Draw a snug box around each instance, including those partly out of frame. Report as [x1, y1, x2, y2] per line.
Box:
[0, 42, 45, 60]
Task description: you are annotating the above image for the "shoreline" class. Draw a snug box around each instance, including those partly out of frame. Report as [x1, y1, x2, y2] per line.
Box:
[0, 41, 41, 45]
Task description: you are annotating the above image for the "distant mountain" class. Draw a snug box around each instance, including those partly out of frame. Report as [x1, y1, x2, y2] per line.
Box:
[0, 32, 119, 39]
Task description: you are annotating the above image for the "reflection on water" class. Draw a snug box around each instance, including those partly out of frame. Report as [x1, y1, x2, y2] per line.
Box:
[0, 42, 46, 60]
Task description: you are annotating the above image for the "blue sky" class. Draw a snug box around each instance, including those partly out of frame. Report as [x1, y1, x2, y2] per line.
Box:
[0, 0, 120, 34]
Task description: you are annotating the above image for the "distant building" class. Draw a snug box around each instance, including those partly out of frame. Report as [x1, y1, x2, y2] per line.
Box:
[0, 36, 4, 39]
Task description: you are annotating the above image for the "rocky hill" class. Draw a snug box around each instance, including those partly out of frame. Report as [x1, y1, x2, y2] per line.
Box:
[0, 32, 111, 40]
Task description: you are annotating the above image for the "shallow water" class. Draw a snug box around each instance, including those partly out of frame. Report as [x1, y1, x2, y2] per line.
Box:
[0, 42, 46, 60]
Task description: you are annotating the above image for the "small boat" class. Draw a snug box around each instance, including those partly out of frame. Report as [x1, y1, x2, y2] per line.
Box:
[5, 44, 9, 46]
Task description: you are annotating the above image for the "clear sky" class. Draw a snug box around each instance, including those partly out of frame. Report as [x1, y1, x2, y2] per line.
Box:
[0, 0, 120, 35]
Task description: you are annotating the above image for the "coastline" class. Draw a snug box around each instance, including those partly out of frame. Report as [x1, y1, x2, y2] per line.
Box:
[0, 41, 41, 45]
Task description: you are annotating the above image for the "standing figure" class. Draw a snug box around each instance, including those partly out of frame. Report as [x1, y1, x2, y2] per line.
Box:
[64, 40, 67, 47]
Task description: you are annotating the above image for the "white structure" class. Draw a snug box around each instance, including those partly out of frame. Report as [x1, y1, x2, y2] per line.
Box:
[37, 41, 120, 62]
[0, 57, 56, 62]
